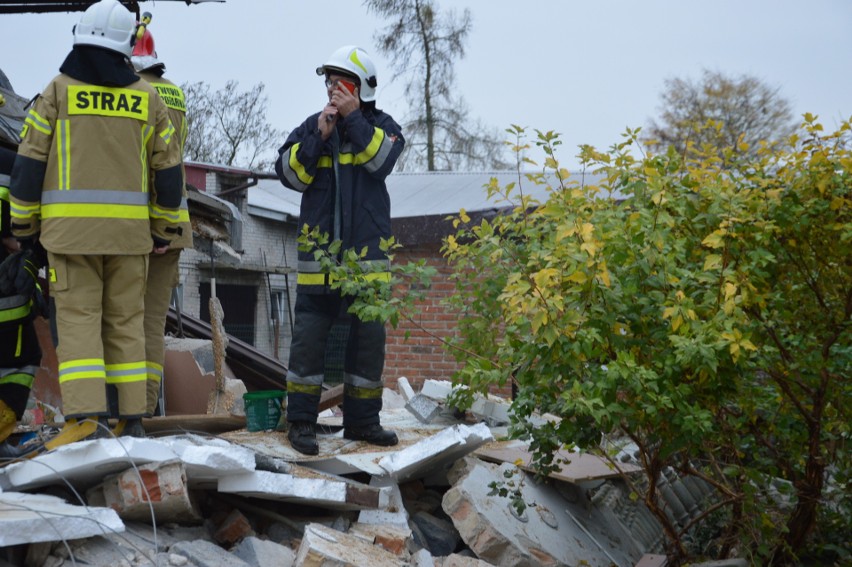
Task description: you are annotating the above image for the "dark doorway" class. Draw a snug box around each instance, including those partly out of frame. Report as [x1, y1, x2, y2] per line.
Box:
[200, 282, 258, 346]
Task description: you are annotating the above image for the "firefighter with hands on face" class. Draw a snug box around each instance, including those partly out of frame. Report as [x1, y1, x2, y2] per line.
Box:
[130, 19, 193, 421]
[275, 45, 405, 456]
[0, 145, 45, 458]
[9, 0, 183, 445]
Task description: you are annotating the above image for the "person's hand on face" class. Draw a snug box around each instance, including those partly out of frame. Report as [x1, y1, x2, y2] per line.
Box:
[318, 74, 360, 139]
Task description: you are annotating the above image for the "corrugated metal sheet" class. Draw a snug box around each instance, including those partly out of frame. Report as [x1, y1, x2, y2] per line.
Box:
[251, 170, 619, 221]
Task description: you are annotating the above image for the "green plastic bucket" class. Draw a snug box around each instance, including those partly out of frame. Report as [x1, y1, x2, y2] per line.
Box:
[243, 390, 287, 432]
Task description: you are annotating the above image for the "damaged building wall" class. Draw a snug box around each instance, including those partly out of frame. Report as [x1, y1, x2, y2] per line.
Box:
[177, 164, 299, 364]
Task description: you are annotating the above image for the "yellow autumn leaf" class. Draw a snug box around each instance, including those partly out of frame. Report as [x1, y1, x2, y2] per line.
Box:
[724, 283, 737, 300]
[702, 229, 727, 249]
[567, 270, 588, 284]
[672, 314, 684, 331]
[459, 209, 470, 223]
[579, 222, 595, 241]
[703, 254, 723, 271]
[533, 268, 559, 288]
[581, 241, 598, 257]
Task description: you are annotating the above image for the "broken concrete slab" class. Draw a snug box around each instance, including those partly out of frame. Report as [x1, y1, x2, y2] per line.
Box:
[0, 435, 258, 493]
[220, 406, 463, 476]
[378, 422, 493, 482]
[0, 492, 124, 546]
[442, 457, 639, 567]
[475, 439, 642, 483]
[217, 468, 390, 511]
[294, 522, 403, 567]
[162, 434, 258, 489]
[0, 437, 177, 491]
[437, 554, 498, 566]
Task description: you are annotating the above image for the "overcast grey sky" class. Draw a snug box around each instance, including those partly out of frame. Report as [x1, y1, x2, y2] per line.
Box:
[2, 0, 851, 170]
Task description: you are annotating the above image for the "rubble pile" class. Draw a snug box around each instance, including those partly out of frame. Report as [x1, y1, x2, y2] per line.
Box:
[0, 379, 716, 567]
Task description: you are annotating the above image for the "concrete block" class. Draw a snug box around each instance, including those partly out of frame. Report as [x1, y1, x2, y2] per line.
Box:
[396, 376, 417, 402]
[94, 460, 202, 524]
[357, 476, 409, 528]
[170, 539, 253, 567]
[406, 394, 442, 423]
[378, 423, 493, 482]
[349, 522, 412, 556]
[232, 536, 295, 567]
[469, 396, 511, 426]
[0, 492, 124, 546]
[420, 379, 454, 401]
[294, 522, 402, 567]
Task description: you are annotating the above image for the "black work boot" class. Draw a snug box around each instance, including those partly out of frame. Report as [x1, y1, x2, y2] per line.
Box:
[287, 421, 319, 456]
[114, 418, 146, 438]
[343, 423, 398, 447]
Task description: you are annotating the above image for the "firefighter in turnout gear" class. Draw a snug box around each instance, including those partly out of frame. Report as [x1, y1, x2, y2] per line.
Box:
[131, 20, 193, 425]
[0, 146, 44, 458]
[275, 45, 404, 455]
[9, 0, 183, 445]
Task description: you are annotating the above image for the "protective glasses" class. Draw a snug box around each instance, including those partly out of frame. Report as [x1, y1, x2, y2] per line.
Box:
[324, 77, 357, 91]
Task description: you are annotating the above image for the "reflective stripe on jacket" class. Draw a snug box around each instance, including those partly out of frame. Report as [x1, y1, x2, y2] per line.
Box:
[275, 107, 404, 293]
[140, 72, 193, 250]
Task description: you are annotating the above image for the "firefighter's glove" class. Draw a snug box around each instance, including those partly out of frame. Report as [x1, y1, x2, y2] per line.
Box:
[0, 250, 39, 298]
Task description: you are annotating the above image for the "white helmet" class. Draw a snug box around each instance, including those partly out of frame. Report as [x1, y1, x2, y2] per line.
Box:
[315, 45, 378, 102]
[73, 0, 136, 58]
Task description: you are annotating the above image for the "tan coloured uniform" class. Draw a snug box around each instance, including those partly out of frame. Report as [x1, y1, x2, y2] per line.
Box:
[137, 72, 193, 415]
[11, 73, 181, 419]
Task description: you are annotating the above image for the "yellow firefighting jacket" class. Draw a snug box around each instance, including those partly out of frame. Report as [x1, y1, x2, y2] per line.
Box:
[10, 73, 182, 255]
[137, 71, 192, 250]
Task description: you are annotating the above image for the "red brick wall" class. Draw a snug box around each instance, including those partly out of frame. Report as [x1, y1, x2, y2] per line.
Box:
[384, 242, 463, 391]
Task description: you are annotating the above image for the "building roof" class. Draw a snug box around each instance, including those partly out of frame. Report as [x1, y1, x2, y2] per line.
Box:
[250, 170, 616, 222]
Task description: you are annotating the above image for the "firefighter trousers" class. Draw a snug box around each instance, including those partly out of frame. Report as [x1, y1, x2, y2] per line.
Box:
[49, 252, 148, 419]
[143, 248, 181, 415]
[0, 294, 40, 419]
[286, 292, 386, 427]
